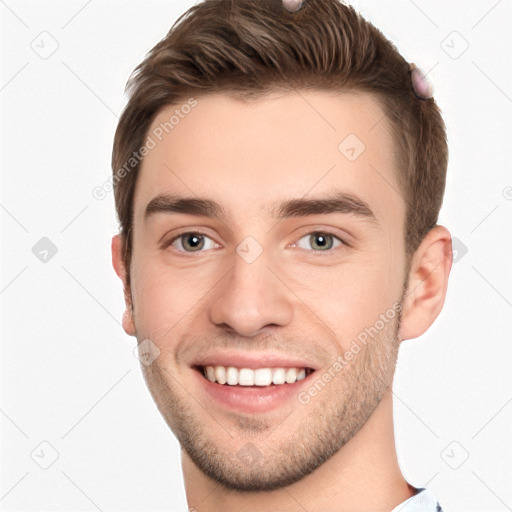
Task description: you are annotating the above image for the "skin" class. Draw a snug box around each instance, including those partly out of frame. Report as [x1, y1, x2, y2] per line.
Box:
[112, 90, 452, 512]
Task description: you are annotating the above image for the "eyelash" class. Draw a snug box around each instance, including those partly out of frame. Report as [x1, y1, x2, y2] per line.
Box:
[161, 230, 347, 256]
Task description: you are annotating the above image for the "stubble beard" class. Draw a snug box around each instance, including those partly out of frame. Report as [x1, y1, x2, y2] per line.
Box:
[138, 299, 404, 492]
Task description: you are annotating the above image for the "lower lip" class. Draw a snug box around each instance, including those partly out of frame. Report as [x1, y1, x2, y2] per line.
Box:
[192, 368, 315, 414]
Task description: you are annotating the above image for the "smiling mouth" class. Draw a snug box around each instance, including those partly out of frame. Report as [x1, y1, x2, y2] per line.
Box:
[194, 365, 315, 386]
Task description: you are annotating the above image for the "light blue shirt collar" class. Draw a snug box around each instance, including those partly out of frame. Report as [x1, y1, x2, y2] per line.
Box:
[391, 488, 443, 512]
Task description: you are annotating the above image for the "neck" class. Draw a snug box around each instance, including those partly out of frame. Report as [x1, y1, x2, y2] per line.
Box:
[182, 388, 416, 512]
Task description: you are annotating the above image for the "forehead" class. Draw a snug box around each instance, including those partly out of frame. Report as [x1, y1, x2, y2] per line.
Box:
[133, 90, 403, 226]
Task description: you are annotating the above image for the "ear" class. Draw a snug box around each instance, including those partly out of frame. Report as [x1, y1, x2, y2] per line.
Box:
[398, 225, 453, 341]
[111, 234, 136, 337]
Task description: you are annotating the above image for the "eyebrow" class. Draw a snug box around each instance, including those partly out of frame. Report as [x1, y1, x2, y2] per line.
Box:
[273, 193, 377, 223]
[144, 192, 378, 224]
[145, 195, 231, 221]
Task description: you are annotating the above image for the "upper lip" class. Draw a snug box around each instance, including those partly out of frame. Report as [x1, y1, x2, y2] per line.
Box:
[190, 350, 319, 371]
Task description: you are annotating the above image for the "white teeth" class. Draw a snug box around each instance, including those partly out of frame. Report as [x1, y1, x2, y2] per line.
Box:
[206, 366, 215, 382]
[239, 368, 254, 386]
[201, 365, 310, 386]
[226, 366, 238, 385]
[215, 365, 227, 385]
[285, 368, 297, 383]
[254, 368, 272, 386]
[272, 368, 286, 385]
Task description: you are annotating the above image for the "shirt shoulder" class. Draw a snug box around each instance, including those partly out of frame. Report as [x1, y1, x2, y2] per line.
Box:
[391, 487, 444, 512]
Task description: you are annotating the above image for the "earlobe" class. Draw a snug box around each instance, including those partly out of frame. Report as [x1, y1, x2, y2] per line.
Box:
[398, 225, 453, 341]
[111, 234, 136, 337]
[121, 308, 136, 337]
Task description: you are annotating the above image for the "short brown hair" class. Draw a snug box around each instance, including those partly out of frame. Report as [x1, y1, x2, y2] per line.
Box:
[112, 0, 448, 289]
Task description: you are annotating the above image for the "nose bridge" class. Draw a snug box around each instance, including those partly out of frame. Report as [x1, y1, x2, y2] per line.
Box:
[208, 242, 294, 336]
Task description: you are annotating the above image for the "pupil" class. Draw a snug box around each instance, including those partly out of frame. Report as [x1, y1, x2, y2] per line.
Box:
[184, 234, 204, 251]
[312, 233, 332, 250]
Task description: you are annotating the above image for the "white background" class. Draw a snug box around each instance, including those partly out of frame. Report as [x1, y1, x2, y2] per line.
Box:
[1, 0, 511, 511]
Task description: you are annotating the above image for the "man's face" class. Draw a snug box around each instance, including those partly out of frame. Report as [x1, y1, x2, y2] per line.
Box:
[124, 91, 409, 490]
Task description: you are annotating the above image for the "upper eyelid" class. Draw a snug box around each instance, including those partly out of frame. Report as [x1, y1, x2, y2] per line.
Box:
[291, 232, 346, 255]
[163, 230, 218, 250]
[293, 228, 346, 243]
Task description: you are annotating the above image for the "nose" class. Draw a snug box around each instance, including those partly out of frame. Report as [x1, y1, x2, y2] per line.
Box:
[208, 252, 294, 337]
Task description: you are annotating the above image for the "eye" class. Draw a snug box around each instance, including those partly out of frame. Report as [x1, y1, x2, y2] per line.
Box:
[293, 231, 344, 252]
[164, 231, 218, 252]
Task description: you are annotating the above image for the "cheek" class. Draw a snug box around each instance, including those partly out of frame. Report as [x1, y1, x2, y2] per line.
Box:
[282, 246, 402, 347]
[130, 254, 220, 337]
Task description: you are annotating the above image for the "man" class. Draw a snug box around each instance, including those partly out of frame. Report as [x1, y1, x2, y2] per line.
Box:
[111, 0, 452, 510]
